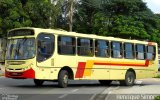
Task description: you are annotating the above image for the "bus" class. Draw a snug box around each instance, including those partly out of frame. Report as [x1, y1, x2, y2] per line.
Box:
[5, 27, 158, 88]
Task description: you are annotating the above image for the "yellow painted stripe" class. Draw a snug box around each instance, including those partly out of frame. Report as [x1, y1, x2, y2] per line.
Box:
[83, 60, 94, 76]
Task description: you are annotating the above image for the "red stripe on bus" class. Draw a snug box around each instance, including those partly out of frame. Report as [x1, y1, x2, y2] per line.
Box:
[94, 60, 149, 67]
[75, 62, 86, 78]
[145, 59, 149, 66]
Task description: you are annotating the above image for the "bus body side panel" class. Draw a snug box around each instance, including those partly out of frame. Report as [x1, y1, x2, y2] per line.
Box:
[109, 68, 126, 80]
[90, 65, 110, 80]
[35, 55, 78, 80]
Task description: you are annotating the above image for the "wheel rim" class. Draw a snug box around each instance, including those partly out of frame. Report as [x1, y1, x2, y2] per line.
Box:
[63, 74, 68, 84]
[128, 75, 133, 83]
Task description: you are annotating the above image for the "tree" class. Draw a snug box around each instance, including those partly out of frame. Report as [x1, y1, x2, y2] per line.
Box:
[24, 0, 62, 28]
[0, 0, 31, 37]
[0, 0, 64, 37]
[92, 0, 160, 43]
[73, 0, 100, 34]
[56, 0, 78, 31]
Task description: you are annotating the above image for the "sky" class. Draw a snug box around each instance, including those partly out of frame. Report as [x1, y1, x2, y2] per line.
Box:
[143, 0, 160, 13]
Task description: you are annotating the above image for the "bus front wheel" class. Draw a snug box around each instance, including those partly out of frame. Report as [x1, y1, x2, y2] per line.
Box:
[58, 70, 69, 88]
[34, 79, 44, 86]
[120, 71, 135, 86]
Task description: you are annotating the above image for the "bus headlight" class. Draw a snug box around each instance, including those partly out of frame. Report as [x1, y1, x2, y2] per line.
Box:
[23, 63, 33, 71]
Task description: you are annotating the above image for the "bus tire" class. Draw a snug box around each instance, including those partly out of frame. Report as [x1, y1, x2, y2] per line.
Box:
[99, 80, 112, 85]
[34, 79, 44, 86]
[58, 70, 69, 88]
[120, 71, 135, 86]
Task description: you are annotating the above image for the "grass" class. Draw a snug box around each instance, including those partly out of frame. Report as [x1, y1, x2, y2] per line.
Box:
[155, 74, 160, 78]
[155, 96, 160, 100]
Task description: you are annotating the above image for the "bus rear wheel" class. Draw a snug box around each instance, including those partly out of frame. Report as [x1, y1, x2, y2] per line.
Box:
[120, 71, 135, 86]
[34, 79, 44, 86]
[99, 80, 112, 85]
[58, 70, 69, 88]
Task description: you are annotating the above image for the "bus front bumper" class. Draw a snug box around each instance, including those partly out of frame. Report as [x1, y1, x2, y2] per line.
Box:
[5, 68, 35, 79]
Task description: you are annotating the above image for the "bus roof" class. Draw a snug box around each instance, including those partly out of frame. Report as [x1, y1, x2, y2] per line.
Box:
[9, 27, 157, 45]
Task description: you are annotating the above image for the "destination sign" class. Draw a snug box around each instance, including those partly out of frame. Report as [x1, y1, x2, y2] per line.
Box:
[8, 29, 34, 37]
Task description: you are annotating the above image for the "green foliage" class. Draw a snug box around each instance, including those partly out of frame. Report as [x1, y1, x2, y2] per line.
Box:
[110, 15, 150, 39]
[0, 0, 62, 37]
[73, 0, 100, 34]
[102, 0, 148, 16]
[0, 0, 160, 44]
[155, 96, 160, 100]
[92, 0, 160, 44]
[24, 0, 62, 28]
[73, 0, 160, 44]
[92, 12, 111, 36]
[155, 74, 160, 78]
[0, 0, 31, 37]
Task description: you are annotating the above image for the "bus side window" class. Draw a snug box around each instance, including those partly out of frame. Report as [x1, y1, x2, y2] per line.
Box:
[95, 40, 109, 57]
[58, 36, 76, 55]
[147, 46, 155, 60]
[136, 44, 145, 60]
[37, 33, 54, 62]
[111, 42, 122, 58]
[124, 43, 134, 59]
[77, 38, 93, 56]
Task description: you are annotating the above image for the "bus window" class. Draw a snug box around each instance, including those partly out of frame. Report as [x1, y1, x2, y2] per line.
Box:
[6, 38, 35, 60]
[124, 43, 134, 59]
[95, 40, 109, 57]
[147, 46, 155, 60]
[58, 36, 76, 55]
[136, 44, 145, 60]
[77, 38, 93, 56]
[37, 33, 54, 62]
[111, 42, 122, 58]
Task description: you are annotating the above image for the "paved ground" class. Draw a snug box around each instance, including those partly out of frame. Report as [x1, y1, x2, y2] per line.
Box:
[0, 77, 160, 100]
[1, 64, 160, 100]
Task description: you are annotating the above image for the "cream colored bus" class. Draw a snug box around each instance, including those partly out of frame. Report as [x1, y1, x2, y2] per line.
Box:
[5, 27, 158, 88]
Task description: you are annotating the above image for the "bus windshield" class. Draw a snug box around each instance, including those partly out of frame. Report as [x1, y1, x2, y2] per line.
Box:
[6, 38, 35, 60]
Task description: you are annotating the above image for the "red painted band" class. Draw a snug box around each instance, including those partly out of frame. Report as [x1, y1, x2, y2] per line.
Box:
[94, 60, 149, 67]
[75, 62, 86, 78]
[5, 68, 35, 79]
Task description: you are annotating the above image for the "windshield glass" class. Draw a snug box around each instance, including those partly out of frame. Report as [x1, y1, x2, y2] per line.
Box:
[6, 38, 35, 60]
